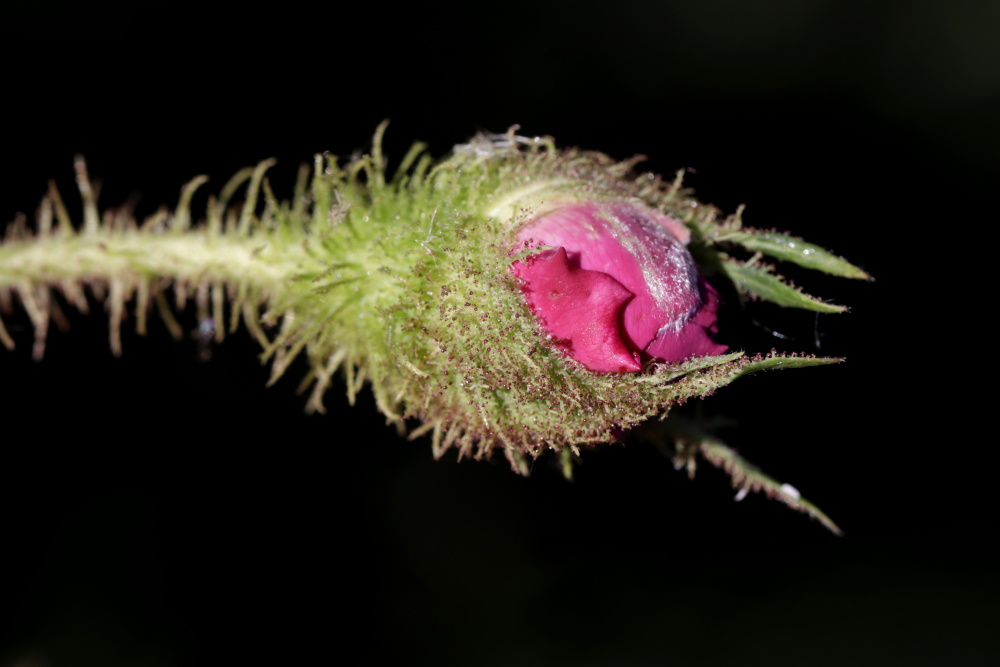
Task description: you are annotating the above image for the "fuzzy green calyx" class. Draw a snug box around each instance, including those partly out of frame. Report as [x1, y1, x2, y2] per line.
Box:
[0, 129, 865, 479]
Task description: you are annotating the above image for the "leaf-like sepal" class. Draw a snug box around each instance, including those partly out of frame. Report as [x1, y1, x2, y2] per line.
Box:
[735, 353, 843, 376]
[720, 257, 847, 313]
[662, 351, 841, 402]
[646, 417, 841, 534]
[699, 436, 841, 534]
[724, 230, 870, 280]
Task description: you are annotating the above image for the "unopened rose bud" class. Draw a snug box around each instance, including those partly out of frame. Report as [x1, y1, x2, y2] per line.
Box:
[510, 201, 727, 372]
[1, 128, 864, 491]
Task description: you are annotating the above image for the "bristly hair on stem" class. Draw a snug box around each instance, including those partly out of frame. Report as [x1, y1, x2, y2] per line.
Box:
[0, 124, 867, 531]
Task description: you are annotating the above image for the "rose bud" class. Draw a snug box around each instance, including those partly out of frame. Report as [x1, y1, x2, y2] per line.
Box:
[510, 201, 727, 372]
[1, 128, 863, 489]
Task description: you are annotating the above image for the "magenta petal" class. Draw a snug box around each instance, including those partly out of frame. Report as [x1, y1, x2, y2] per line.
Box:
[513, 202, 727, 369]
[515, 203, 703, 352]
[644, 281, 729, 362]
[512, 247, 641, 372]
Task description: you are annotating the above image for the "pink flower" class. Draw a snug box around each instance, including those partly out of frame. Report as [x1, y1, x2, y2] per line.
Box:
[511, 202, 727, 372]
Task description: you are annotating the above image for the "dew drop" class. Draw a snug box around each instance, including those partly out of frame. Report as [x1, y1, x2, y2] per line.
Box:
[779, 483, 801, 499]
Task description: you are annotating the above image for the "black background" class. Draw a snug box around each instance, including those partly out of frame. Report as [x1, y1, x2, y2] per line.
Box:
[1, 2, 996, 666]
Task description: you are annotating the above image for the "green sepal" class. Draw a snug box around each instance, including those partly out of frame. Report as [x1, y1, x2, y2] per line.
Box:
[734, 353, 843, 376]
[636, 351, 746, 382]
[643, 418, 842, 534]
[720, 257, 847, 313]
[722, 230, 870, 280]
[653, 352, 841, 403]
[698, 437, 841, 534]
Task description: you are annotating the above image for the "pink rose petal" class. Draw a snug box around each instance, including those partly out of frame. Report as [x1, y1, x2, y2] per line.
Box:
[512, 201, 726, 371]
[645, 281, 728, 362]
[512, 247, 641, 372]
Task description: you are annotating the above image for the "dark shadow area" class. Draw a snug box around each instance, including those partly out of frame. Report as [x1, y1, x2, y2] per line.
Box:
[1, 1, 994, 665]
